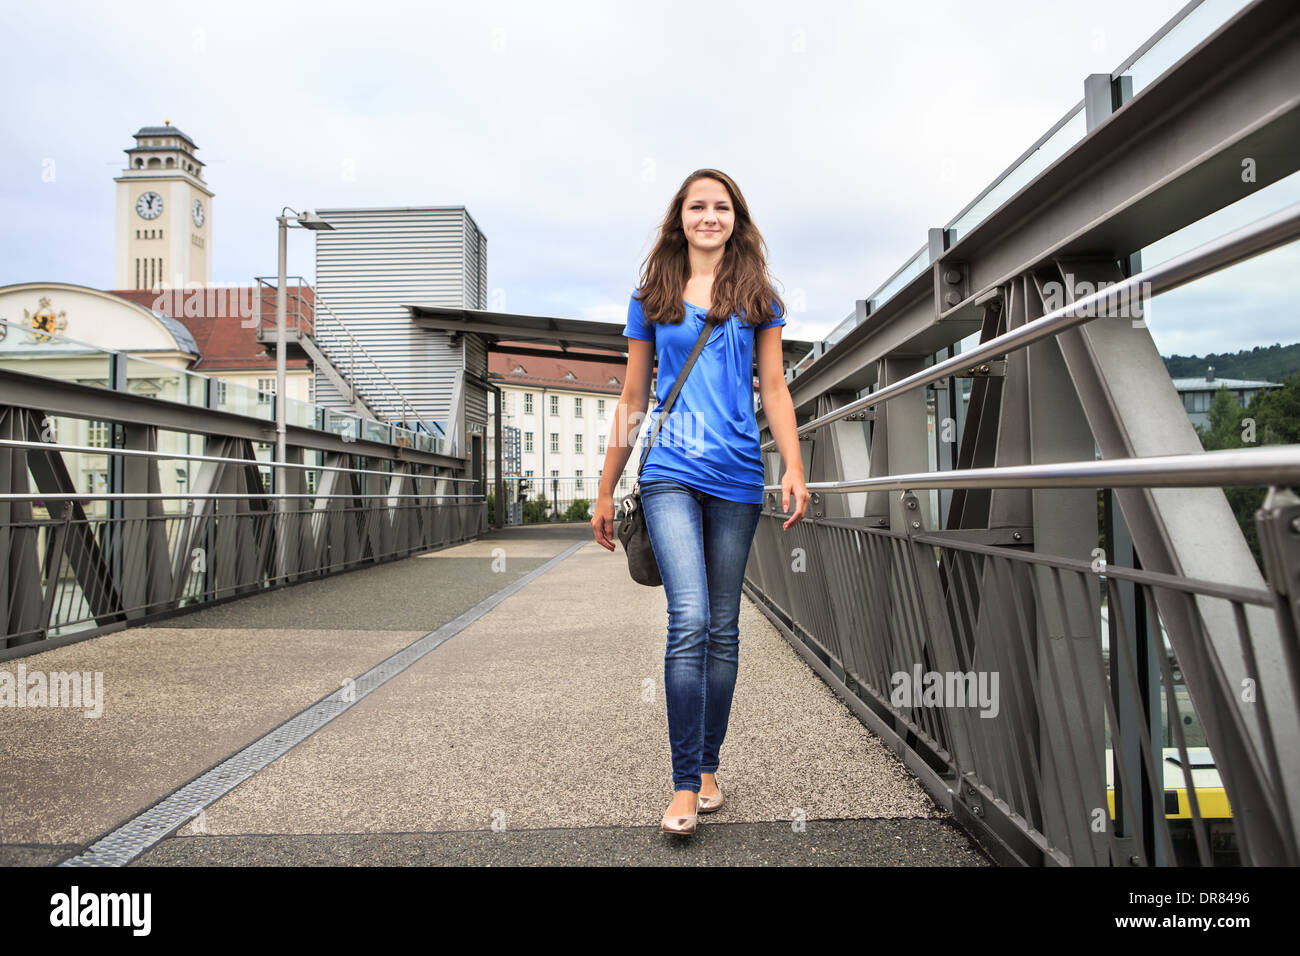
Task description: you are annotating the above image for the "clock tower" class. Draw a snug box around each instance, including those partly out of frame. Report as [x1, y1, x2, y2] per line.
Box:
[113, 121, 213, 290]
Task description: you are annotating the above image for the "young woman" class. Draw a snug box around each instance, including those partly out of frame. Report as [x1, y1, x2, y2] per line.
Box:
[591, 168, 810, 836]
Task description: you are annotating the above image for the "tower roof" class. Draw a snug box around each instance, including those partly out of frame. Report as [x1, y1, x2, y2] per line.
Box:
[133, 125, 197, 149]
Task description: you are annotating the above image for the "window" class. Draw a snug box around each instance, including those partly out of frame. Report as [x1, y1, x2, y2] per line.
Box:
[216, 380, 228, 404]
[576, 469, 583, 491]
[524, 431, 534, 453]
[575, 434, 583, 453]
[619, 476, 627, 490]
[575, 397, 583, 417]
[550, 470, 558, 478]
[524, 393, 533, 414]
[550, 433, 559, 454]
[598, 434, 606, 454]
[306, 470, 317, 494]
[598, 399, 606, 417]
[550, 394, 559, 416]
[525, 469, 534, 478]
[87, 421, 109, 448]
[87, 471, 107, 494]
[257, 377, 275, 404]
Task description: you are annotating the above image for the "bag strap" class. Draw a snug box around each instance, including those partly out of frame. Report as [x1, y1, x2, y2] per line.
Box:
[635, 312, 719, 482]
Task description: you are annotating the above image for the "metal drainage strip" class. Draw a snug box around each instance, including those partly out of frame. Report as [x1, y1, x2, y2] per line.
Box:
[59, 540, 588, 867]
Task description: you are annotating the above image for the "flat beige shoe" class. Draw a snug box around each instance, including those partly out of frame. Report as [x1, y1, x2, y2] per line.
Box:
[661, 793, 700, 835]
[698, 779, 724, 813]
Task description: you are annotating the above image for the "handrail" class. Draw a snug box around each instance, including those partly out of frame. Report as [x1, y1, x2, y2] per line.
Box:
[905, 530, 1273, 606]
[0, 438, 477, 482]
[763, 443, 1300, 494]
[762, 199, 1300, 450]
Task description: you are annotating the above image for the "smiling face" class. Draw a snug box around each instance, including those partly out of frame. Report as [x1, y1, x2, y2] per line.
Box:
[680, 178, 734, 251]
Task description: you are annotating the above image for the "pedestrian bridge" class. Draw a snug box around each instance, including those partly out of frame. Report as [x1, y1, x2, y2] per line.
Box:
[3, 0, 1300, 867]
[1, 524, 986, 867]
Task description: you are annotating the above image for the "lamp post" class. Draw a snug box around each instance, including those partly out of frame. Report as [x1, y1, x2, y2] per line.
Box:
[274, 207, 334, 580]
[275, 207, 334, 479]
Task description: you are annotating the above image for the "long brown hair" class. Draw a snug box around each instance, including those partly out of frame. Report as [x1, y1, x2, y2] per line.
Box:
[634, 168, 785, 328]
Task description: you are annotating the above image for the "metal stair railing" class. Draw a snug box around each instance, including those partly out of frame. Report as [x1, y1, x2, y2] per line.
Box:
[253, 277, 442, 440]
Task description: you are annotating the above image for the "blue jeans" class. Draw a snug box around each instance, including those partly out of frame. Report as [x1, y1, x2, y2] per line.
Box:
[639, 479, 763, 793]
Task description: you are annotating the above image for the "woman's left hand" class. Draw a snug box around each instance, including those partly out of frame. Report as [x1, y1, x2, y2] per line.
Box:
[781, 470, 810, 530]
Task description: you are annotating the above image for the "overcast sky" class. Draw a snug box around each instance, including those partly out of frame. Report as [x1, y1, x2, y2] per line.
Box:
[2, 0, 1293, 359]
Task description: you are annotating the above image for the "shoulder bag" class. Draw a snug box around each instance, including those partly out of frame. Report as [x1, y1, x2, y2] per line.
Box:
[616, 312, 718, 586]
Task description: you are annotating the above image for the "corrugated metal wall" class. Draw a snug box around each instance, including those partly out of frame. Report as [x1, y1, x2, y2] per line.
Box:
[464, 332, 489, 436]
[311, 206, 488, 447]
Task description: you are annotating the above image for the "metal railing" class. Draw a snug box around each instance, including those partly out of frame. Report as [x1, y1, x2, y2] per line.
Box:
[253, 277, 439, 437]
[496, 475, 633, 524]
[764, 200, 1300, 452]
[748, 451, 1299, 866]
[746, 0, 1300, 866]
[0, 439, 483, 654]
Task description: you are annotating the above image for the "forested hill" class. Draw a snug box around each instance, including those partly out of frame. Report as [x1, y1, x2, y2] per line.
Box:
[1162, 342, 1300, 382]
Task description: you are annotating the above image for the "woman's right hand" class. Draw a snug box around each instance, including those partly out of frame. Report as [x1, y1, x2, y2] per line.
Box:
[592, 492, 616, 551]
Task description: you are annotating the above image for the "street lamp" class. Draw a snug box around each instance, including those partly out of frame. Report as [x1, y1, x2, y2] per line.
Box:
[275, 207, 334, 481]
[273, 207, 334, 583]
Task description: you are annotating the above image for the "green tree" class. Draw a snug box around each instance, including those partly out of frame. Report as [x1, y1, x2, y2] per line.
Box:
[523, 495, 551, 524]
[564, 498, 591, 522]
[1194, 375, 1300, 571]
[1196, 385, 1242, 450]
[1251, 371, 1300, 444]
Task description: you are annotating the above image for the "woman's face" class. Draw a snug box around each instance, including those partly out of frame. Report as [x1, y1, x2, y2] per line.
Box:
[680, 178, 734, 252]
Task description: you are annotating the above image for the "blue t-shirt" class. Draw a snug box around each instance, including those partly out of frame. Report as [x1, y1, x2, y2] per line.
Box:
[622, 291, 786, 504]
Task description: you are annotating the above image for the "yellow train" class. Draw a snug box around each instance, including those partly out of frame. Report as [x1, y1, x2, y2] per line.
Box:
[1106, 746, 1236, 864]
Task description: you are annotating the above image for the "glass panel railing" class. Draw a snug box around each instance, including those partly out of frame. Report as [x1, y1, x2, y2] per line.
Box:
[1114, 0, 1252, 103]
[0, 318, 114, 389]
[123, 354, 208, 407]
[284, 394, 319, 429]
[823, 313, 857, 349]
[948, 105, 1088, 244]
[0, 314, 432, 452]
[325, 409, 362, 442]
[869, 245, 931, 313]
[213, 377, 273, 420]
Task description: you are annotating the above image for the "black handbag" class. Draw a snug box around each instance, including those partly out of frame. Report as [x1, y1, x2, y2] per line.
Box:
[617, 313, 719, 586]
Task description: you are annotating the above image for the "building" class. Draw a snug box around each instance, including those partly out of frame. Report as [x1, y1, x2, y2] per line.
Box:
[114, 122, 213, 290]
[311, 206, 488, 457]
[1171, 366, 1282, 428]
[487, 344, 638, 508]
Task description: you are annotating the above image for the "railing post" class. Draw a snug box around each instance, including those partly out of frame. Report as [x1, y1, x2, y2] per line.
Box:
[1255, 486, 1300, 857]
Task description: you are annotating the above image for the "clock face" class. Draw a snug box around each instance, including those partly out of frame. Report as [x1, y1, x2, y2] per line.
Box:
[136, 191, 163, 220]
[192, 199, 205, 227]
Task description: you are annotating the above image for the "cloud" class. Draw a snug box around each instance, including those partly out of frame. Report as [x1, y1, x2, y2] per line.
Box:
[3, 0, 1280, 360]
